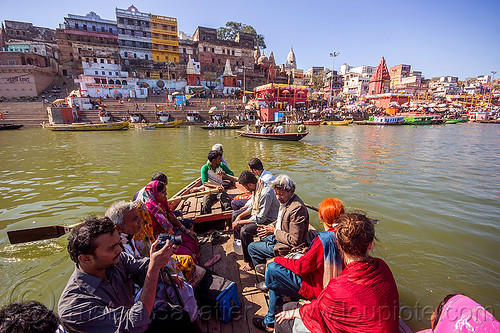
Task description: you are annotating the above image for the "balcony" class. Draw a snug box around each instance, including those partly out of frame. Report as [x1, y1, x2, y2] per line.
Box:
[151, 38, 178, 47]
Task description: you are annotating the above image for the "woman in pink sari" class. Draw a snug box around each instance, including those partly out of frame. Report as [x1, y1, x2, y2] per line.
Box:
[417, 294, 500, 333]
[143, 180, 200, 264]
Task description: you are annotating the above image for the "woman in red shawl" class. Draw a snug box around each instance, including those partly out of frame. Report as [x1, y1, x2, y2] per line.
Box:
[274, 213, 399, 333]
[143, 180, 200, 264]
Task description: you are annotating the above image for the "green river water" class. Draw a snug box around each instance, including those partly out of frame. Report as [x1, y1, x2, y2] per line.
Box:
[0, 123, 499, 330]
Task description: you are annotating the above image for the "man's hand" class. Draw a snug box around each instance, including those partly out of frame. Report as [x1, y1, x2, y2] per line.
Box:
[149, 239, 173, 272]
[170, 273, 185, 289]
[257, 224, 275, 238]
[275, 309, 299, 324]
[217, 170, 226, 177]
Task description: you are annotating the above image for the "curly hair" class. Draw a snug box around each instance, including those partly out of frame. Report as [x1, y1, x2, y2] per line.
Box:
[67, 216, 115, 264]
[0, 301, 59, 333]
[318, 198, 345, 228]
[336, 213, 375, 258]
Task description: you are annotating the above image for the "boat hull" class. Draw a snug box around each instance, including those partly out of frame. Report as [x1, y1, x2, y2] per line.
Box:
[42, 121, 129, 131]
[322, 119, 353, 126]
[201, 125, 245, 130]
[0, 123, 23, 130]
[303, 120, 321, 125]
[236, 131, 308, 141]
[155, 120, 182, 128]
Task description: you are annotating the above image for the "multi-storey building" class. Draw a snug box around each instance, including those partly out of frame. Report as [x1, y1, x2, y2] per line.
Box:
[1, 20, 57, 46]
[150, 14, 179, 63]
[116, 6, 152, 61]
[339, 63, 375, 97]
[57, 12, 119, 76]
[388, 64, 411, 88]
[428, 76, 462, 97]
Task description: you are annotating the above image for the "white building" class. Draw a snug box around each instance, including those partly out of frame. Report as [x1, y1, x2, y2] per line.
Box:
[343, 74, 370, 96]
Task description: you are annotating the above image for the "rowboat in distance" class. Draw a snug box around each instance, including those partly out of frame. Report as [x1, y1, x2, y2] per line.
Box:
[236, 130, 309, 141]
[403, 115, 433, 125]
[131, 123, 156, 130]
[201, 124, 245, 130]
[322, 119, 353, 126]
[42, 121, 129, 131]
[169, 177, 245, 233]
[156, 120, 182, 128]
[355, 116, 405, 125]
[0, 123, 23, 130]
[303, 120, 321, 125]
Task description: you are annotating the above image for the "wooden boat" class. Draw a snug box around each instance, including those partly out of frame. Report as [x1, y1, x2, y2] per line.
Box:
[303, 120, 321, 125]
[201, 124, 245, 130]
[445, 119, 461, 124]
[42, 121, 129, 131]
[0, 123, 23, 130]
[132, 123, 156, 130]
[169, 177, 245, 232]
[355, 116, 405, 125]
[236, 131, 308, 141]
[322, 119, 353, 126]
[156, 120, 183, 128]
[403, 115, 433, 125]
[431, 115, 445, 125]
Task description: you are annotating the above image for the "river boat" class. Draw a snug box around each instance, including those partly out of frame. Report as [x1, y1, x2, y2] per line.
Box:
[430, 115, 445, 125]
[303, 120, 321, 125]
[201, 124, 245, 130]
[322, 119, 353, 126]
[355, 116, 405, 125]
[445, 119, 461, 124]
[0, 123, 23, 130]
[236, 131, 308, 141]
[169, 177, 245, 232]
[403, 115, 433, 125]
[132, 123, 156, 130]
[42, 121, 129, 131]
[156, 120, 182, 128]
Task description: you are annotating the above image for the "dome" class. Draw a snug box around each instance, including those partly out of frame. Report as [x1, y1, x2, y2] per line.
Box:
[257, 55, 269, 66]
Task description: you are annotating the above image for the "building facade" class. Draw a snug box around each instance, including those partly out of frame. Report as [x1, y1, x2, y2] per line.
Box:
[116, 6, 152, 61]
[150, 14, 179, 62]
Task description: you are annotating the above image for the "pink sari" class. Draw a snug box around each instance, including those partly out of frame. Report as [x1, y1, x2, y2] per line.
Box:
[418, 294, 500, 333]
[143, 180, 200, 264]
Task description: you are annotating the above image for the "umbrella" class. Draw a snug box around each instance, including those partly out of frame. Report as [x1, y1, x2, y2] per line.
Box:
[388, 102, 400, 107]
[309, 109, 319, 113]
[209, 106, 217, 113]
[172, 92, 180, 96]
[52, 99, 65, 105]
[282, 90, 290, 94]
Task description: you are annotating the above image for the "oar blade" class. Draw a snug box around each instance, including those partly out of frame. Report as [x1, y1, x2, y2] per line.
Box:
[7, 225, 70, 244]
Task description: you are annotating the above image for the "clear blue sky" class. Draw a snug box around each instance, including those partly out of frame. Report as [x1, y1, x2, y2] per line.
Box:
[2, 0, 499, 80]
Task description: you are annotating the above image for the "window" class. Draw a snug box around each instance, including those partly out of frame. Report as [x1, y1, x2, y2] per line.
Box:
[236, 61, 239, 66]
[119, 18, 124, 24]
[212, 66, 215, 71]
[212, 48, 214, 52]
[157, 56, 160, 60]
[222, 49, 225, 54]
[232, 50, 235, 56]
[143, 32, 147, 37]
[145, 54, 148, 60]
[172, 74, 175, 79]
[203, 47, 206, 52]
[95, 71, 98, 74]
[183, 48, 186, 53]
[122, 28, 126, 34]
[83, 24, 87, 30]
[16, 30, 20, 35]
[218, 59, 221, 64]
[131, 30, 135, 36]
[146, 72, 150, 77]
[8, 59, 16, 65]
[100, 59, 104, 63]
[109, 28, 113, 33]
[212, 58, 214, 63]
[134, 53, 137, 58]
[184, 57, 187, 63]
[160, 73, 163, 78]
[204, 66, 207, 71]
[102, 71, 105, 75]
[124, 52, 128, 58]
[101, 27, 105, 32]
[115, 72, 118, 75]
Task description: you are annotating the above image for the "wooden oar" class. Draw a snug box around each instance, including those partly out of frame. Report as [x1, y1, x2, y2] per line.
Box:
[168, 187, 222, 202]
[305, 203, 319, 211]
[7, 223, 80, 245]
[7, 188, 222, 245]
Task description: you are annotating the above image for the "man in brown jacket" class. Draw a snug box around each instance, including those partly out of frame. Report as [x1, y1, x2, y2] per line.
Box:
[247, 174, 309, 271]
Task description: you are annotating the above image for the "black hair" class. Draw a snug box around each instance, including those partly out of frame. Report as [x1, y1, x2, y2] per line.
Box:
[207, 150, 221, 161]
[431, 294, 458, 330]
[238, 170, 258, 186]
[157, 181, 166, 193]
[152, 172, 168, 184]
[67, 216, 116, 264]
[0, 301, 60, 333]
[248, 158, 264, 171]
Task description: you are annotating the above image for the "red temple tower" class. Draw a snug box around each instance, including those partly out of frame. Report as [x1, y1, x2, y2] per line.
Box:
[369, 57, 391, 95]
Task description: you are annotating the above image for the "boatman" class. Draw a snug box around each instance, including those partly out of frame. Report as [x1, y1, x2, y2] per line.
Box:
[200, 150, 235, 214]
[58, 216, 195, 333]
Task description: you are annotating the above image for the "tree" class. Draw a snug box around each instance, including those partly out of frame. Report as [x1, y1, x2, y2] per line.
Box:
[217, 21, 266, 49]
[311, 73, 326, 91]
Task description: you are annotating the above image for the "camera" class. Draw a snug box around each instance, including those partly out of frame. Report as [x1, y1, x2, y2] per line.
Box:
[156, 233, 183, 251]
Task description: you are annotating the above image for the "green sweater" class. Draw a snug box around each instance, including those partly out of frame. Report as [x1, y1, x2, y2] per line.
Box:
[201, 162, 234, 184]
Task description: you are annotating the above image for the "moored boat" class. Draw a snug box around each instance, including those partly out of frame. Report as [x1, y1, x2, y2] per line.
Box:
[0, 123, 23, 130]
[132, 123, 156, 130]
[236, 130, 308, 141]
[201, 124, 245, 130]
[322, 119, 353, 126]
[355, 116, 405, 125]
[303, 120, 321, 125]
[156, 120, 182, 128]
[42, 121, 129, 131]
[445, 119, 461, 124]
[403, 115, 433, 125]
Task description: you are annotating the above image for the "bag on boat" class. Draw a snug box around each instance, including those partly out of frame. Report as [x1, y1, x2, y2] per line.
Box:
[195, 269, 241, 323]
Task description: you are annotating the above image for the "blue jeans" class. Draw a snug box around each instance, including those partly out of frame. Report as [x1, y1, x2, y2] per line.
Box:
[263, 262, 302, 327]
[247, 235, 277, 267]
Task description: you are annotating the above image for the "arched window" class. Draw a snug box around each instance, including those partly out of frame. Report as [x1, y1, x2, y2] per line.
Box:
[108, 79, 114, 84]
[121, 80, 127, 85]
[115, 80, 121, 85]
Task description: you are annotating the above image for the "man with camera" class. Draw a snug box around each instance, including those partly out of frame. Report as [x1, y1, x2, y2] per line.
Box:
[58, 216, 194, 333]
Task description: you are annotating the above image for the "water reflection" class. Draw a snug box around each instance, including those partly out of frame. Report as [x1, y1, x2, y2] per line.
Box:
[0, 124, 499, 330]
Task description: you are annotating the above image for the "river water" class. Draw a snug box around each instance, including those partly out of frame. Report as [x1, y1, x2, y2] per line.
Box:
[1, 123, 499, 330]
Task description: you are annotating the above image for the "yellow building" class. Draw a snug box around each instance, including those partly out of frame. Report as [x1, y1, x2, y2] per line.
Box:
[150, 14, 179, 63]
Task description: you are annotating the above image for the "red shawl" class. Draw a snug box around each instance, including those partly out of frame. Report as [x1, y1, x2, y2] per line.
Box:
[300, 258, 399, 333]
